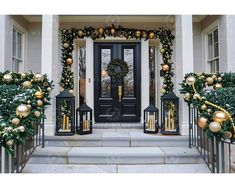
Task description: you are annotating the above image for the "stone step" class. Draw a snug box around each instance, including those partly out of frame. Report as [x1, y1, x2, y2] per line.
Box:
[27, 146, 203, 165]
[22, 163, 210, 173]
[44, 131, 188, 147]
[93, 123, 142, 129]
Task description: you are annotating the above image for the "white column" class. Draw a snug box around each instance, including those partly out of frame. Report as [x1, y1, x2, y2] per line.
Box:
[141, 39, 149, 123]
[219, 15, 235, 72]
[41, 15, 59, 135]
[85, 38, 94, 122]
[0, 15, 5, 71]
[175, 15, 194, 135]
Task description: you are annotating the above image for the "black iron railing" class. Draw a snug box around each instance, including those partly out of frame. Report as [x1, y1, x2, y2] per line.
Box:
[0, 115, 44, 173]
[188, 104, 234, 173]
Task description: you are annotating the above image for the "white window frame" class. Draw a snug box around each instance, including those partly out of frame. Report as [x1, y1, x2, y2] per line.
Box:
[202, 20, 220, 73]
[12, 20, 26, 72]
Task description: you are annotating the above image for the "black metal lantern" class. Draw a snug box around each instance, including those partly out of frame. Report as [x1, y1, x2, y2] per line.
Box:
[161, 90, 179, 135]
[76, 103, 92, 135]
[55, 90, 75, 136]
[144, 105, 159, 134]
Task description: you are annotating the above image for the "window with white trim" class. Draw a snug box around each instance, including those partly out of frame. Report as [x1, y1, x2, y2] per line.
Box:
[12, 27, 23, 72]
[207, 28, 219, 73]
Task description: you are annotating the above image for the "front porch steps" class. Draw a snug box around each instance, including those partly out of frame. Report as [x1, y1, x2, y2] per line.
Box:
[22, 128, 210, 173]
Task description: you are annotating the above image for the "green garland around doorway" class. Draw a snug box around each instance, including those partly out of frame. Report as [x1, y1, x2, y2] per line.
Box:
[59, 25, 175, 96]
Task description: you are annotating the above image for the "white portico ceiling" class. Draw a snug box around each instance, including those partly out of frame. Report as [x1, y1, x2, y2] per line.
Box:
[22, 15, 206, 23]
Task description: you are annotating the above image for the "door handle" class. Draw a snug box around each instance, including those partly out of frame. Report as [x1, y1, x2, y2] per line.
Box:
[118, 85, 122, 102]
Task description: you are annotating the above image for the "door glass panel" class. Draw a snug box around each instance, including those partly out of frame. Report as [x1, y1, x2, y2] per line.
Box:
[101, 49, 111, 97]
[79, 45, 86, 106]
[149, 46, 156, 106]
[124, 49, 134, 97]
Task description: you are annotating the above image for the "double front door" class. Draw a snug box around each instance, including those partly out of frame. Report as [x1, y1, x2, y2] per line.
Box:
[94, 42, 141, 122]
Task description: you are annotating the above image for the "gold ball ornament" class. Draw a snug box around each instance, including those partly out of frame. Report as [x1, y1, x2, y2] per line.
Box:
[37, 100, 43, 106]
[160, 48, 165, 54]
[34, 111, 41, 118]
[34, 91, 44, 99]
[214, 83, 222, 90]
[149, 32, 155, 39]
[69, 89, 74, 95]
[27, 104, 32, 109]
[34, 74, 44, 82]
[22, 81, 32, 89]
[21, 73, 26, 79]
[213, 111, 228, 123]
[63, 43, 69, 48]
[6, 140, 14, 147]
[18, 126, 25, 132]
[110, 28, 115, 35]
[209, 121, 221, 133]
[186, 76, 196, 86]
[163, 84, 168, 89]
[201, 104, 207, 110]
[66, 58, 73, 66]
[47, 87, 52, 92]
[224, 131, 232, 139]
[161, 88, 166, 94]
[142, 31, 147, 38]
[218, 77, 222, 82]
[162, 64, 170, 71]
[98, 27, 104, 34]
[212, 74, 217, 79]
[135, 30, 141, 38]
[11, 118, 20, 126]
[198, 117, 208, 129]
[193, 93, 201, 100]
[78, 30, 84, 37]
[184, 93, 191, 100]
[3, 74, 12, 82]
[16, 104, 30, 118]
[206, 77, 214, 85]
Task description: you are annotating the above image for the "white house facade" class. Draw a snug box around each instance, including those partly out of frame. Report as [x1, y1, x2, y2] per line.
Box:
[1, 15, 235, 136]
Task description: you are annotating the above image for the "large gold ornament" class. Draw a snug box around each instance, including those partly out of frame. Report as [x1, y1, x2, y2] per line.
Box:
[63, 43, 69, 48]
[98, 27, 104, 34]
[34, 74, 44, 82]
[198, 117, 207, 129]
[162, 64, 170, 71]
[186, 76, 196, 86]
[34, 91, 44, 99]
[160, 48, 165, 54]
[206, 77, 214, 85]
[149, 32, 155, 39]
[184, 93, 191, 100]
[34, 111, 41, 118]
[66, 58, 73, 66]
[209, 121, 221, 132]
[11, 118, 20, 126]
[213, 111, 228, 123]
[135, 30, 141, 38]
[161, 88, 166, 94]
[22, 81, 32, 89]
[3, 74, 12, 82]
[16, 104, 30, 118]
[110, 28, 115, 35]
[214, 83, 222, 90]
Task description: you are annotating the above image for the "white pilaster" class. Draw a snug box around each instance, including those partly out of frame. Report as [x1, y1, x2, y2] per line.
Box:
[41, 15, 59, 135]
[85, 38, 94, 122]
[141, 39, 150, 123]
[0, 15, 5, 71]
[219, 15, 235, 72]
[175, 15, 194, 135]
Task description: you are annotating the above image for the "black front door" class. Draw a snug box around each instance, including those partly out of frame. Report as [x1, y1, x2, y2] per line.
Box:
[94, 42, 141, 122]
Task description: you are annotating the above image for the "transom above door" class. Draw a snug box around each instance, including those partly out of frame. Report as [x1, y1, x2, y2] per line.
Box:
[94, 42, 141, 122]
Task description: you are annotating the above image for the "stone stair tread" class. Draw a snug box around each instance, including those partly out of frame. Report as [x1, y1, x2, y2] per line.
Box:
[31, 146, 72, 156]
[22, 164, 210, 173]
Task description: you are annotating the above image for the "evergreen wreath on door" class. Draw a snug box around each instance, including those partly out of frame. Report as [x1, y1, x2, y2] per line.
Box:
[107, 59, 129, 82]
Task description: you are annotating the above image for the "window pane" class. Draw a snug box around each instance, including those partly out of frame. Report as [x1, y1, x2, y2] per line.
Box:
[12, 29, 17, 57]
[214, 42, 219, 57]
[124, 49, 134, 97]
[208, 44, 213, 59]
[79, 46, 86, 106]
[101, 49, 111, 98]
[209, 59, 219, 73]
[17, 32, 22, 59]
[208, 33, 213, 45]
[149, 46, 155, 106]
[213, 29, 218, 43]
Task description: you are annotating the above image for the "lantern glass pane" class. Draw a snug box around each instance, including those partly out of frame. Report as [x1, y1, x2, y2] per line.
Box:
[59, 100, 72, 132]
[164, 101, 177, 131]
